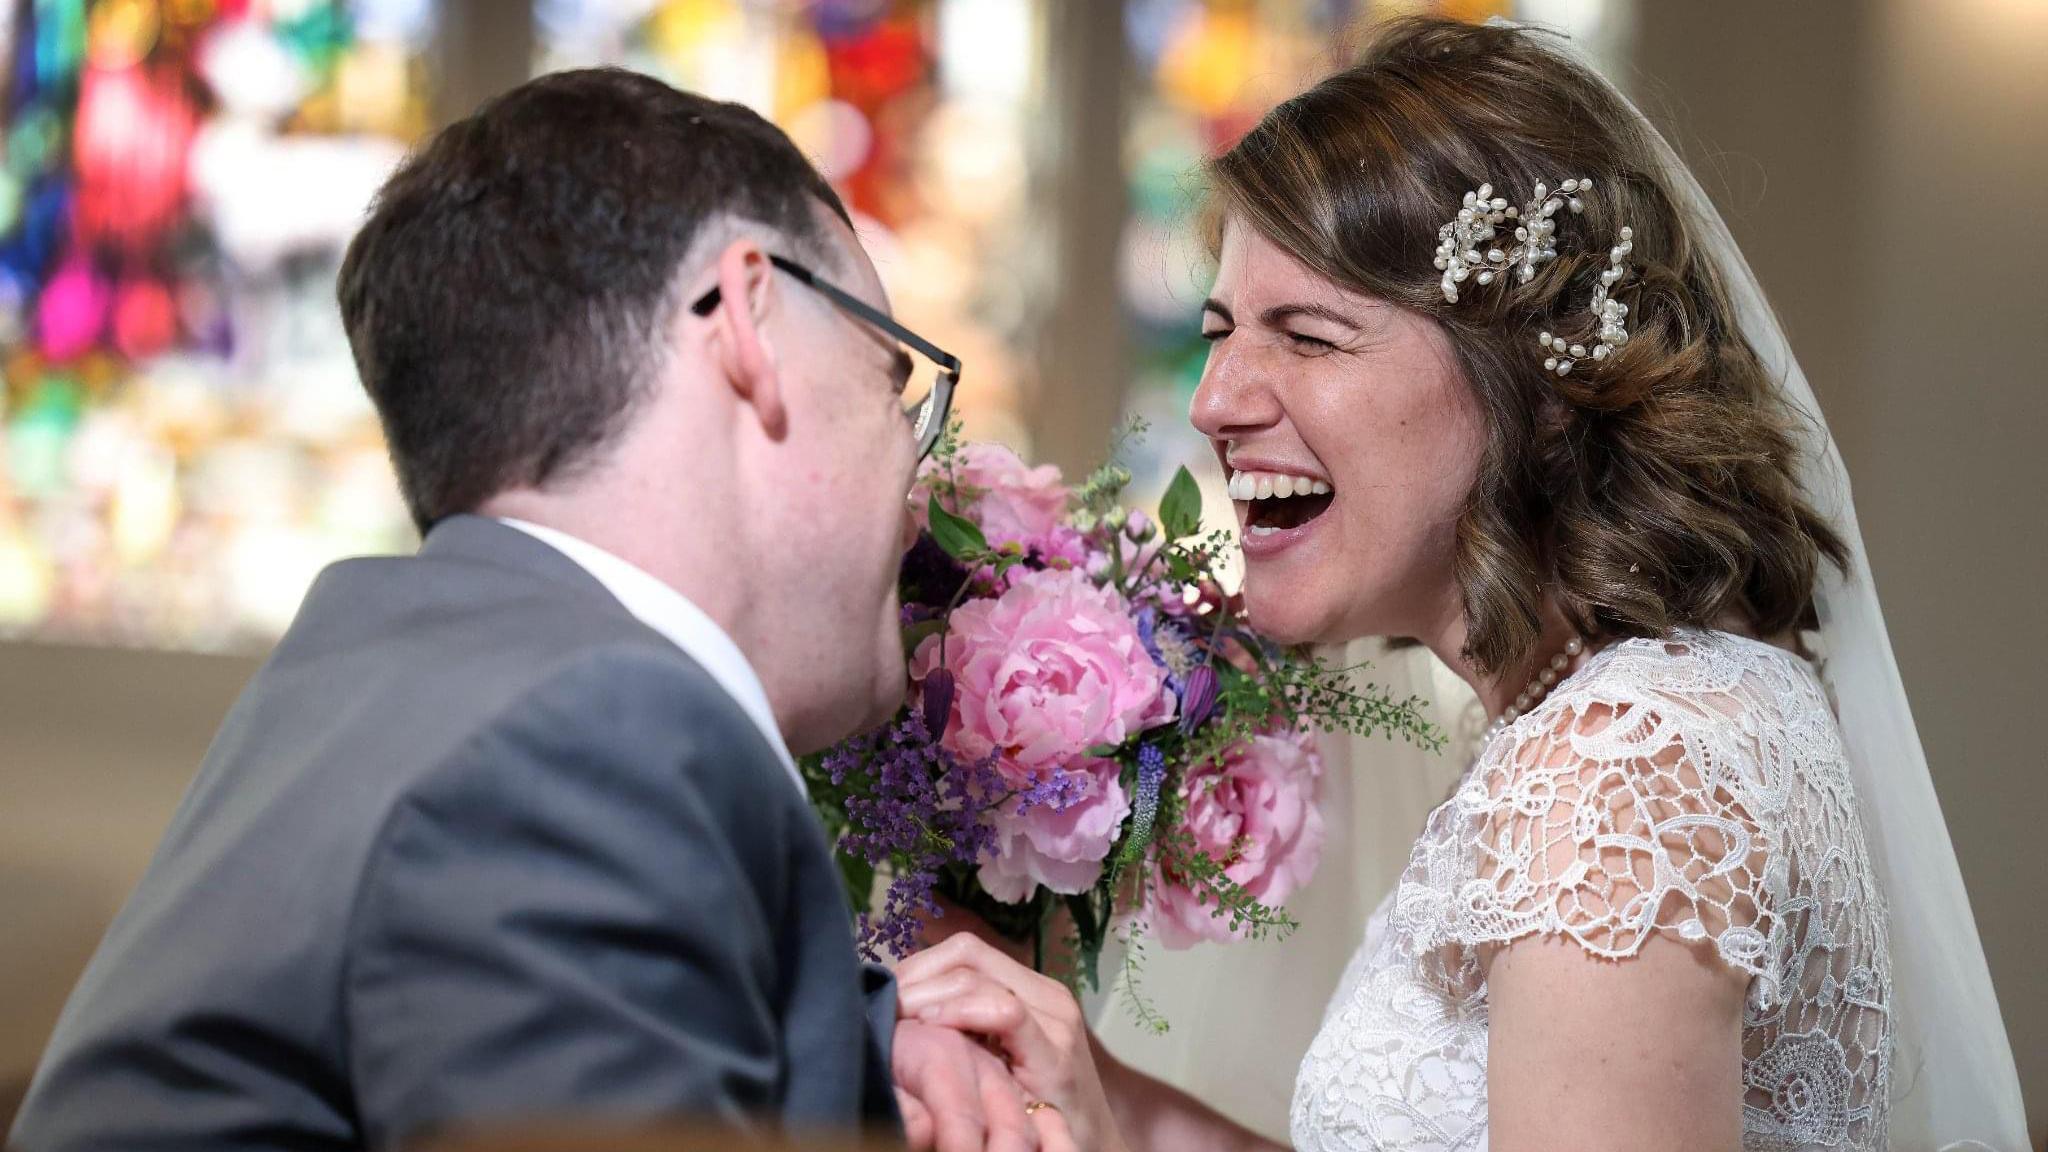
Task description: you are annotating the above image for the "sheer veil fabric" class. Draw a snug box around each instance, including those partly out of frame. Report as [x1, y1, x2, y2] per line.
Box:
[1094, 24, 2028, 1150]
[1594, 34, 2029, 1147]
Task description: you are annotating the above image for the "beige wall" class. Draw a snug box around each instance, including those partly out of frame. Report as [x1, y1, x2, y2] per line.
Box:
[0, 645, 260, 1078]
[1639, 0, 2048, 1137]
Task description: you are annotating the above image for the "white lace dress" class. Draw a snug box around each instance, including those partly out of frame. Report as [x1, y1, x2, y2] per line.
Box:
[1291, 629, 1893, 1151]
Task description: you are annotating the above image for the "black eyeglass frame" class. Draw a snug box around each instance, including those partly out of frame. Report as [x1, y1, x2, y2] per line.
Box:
[689, 254, 961, 461]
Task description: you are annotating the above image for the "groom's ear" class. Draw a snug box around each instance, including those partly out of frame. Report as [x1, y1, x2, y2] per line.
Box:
[703, 238, 788, 443]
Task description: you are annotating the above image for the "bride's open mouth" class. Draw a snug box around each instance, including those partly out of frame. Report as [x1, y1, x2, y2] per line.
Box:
[1228, 469, 1335, 554]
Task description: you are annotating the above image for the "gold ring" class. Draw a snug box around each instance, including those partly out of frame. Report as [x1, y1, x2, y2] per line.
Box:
[1023, 1100, 1059, 1117]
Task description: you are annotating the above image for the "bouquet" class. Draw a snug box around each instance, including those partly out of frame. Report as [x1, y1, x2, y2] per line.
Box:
[802, 424, 1440, 1028]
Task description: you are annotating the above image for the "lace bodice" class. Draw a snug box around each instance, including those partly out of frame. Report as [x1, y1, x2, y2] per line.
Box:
[1291, 630, 1893, 1151]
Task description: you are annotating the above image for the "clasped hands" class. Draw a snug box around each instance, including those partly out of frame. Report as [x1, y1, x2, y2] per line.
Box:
[887, 932, 1127, 1152]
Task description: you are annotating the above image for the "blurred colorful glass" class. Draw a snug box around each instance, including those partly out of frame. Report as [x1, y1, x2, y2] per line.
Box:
[0, 0, 424, 649]
[538, 0, 1045, 452]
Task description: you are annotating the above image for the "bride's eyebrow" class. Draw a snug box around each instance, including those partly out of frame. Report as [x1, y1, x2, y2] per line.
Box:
[1260, 302, 1363, 329]
[1201, 299, 1232, 324]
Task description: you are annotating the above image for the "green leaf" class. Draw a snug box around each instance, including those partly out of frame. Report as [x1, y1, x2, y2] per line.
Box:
[927, 493, 989, 561]
[1159, 465, 1202, 542]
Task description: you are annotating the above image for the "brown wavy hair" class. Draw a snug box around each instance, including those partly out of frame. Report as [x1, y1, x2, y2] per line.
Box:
[1206, 16, 1846, 674]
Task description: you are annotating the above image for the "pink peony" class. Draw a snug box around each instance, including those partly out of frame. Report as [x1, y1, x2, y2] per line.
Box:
[1149, 727, 1326, 948]
[912, 567, 1178, 899]
[916, 442, 1072, 555]
[976, 758, 1131, 902]
[913, 566, 1176, 773]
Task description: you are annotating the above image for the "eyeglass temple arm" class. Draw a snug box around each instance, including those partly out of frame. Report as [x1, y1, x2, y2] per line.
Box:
[766, 256, 963, 374]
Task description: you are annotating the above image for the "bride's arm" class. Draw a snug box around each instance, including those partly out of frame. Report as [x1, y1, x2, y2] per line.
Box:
[1477, 704, 1754, 1152]
[1089, 1032, 1286, 1152]
[1484, 930, 1748, 1152]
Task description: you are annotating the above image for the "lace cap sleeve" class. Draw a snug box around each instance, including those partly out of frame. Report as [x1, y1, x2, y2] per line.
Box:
[1433, 648, 1788, 1003]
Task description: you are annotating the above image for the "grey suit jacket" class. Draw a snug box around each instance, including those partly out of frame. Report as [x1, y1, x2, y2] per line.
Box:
[10, 516, 900, 1150]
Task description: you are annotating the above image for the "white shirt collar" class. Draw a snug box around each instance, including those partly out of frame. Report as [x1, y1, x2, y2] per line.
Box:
[495, 518, 805, 797]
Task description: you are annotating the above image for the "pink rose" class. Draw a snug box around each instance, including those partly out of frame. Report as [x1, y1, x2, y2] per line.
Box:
[916, 442, 1070, 554]
[913, 567, 1177, 774]
[977, 758, 1131, 902]
[1149, 727, 1326, 948]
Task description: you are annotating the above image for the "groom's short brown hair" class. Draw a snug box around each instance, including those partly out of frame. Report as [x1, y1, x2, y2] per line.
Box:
[338, 68, 850, 532]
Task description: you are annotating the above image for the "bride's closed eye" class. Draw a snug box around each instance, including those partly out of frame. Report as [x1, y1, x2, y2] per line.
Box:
[1197, 327, 1334, 354]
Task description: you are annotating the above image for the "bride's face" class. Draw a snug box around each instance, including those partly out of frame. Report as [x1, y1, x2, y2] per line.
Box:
[1191, 219, 1485, 647]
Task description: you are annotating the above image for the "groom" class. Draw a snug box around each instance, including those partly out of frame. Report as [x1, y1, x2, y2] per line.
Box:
[12, 69, 1025, 1150]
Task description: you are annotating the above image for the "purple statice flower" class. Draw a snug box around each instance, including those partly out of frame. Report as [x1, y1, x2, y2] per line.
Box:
[1015, 768, 1087, 814]
[858, 868, 941, 962]
[824, 715, 1004, 961]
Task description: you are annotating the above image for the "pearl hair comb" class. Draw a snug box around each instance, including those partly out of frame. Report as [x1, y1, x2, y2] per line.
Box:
[1431, 177, 1634, 376]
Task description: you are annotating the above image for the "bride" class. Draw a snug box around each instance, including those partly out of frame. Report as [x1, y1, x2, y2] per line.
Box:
[893, 16, 2029, 1152]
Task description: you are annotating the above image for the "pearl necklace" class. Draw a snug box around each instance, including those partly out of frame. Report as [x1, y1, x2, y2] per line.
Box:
[1485, 635, 1585, 739]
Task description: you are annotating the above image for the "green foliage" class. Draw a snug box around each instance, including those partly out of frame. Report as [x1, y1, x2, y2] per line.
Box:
[1271, 656, 1446, 751]
[1116, 924, 1172, 1036]
[1153, 825, 1301, 942]
[1157, 465, 1203, 542]
[927, 493, 988, 562]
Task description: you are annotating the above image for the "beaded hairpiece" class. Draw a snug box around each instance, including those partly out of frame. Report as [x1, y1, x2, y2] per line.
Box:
[1431, 177, 1634, 376]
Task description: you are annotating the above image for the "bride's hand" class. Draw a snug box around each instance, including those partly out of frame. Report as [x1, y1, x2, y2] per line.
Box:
[896, 934, 1129, 1152]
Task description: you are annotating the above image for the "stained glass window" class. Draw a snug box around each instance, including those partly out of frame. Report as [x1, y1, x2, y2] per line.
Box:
[0, 0, 430, 650]
[0, 0, 1623, 652]
[538, 0, 1048, 452]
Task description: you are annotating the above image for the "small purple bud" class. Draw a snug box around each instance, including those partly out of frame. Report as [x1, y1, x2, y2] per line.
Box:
[921, 668, 956, 734]
[1178, 664, 1219, 737]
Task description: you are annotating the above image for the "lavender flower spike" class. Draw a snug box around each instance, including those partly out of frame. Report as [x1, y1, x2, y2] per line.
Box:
[1178, 663, 1219, 737]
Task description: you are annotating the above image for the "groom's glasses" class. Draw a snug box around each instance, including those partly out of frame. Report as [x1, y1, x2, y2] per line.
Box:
[689, 255, 960, 463]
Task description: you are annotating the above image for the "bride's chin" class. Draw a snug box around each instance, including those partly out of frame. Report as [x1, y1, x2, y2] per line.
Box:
[1240, 593, 1353, 649]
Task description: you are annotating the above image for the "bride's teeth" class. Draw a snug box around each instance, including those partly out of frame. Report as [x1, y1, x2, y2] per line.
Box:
[1230, 469, 1332, 501]
[1248, 524, 1280, 536]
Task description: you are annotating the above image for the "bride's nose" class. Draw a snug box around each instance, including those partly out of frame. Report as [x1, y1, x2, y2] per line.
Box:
[1190, 350, 1284, 443]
